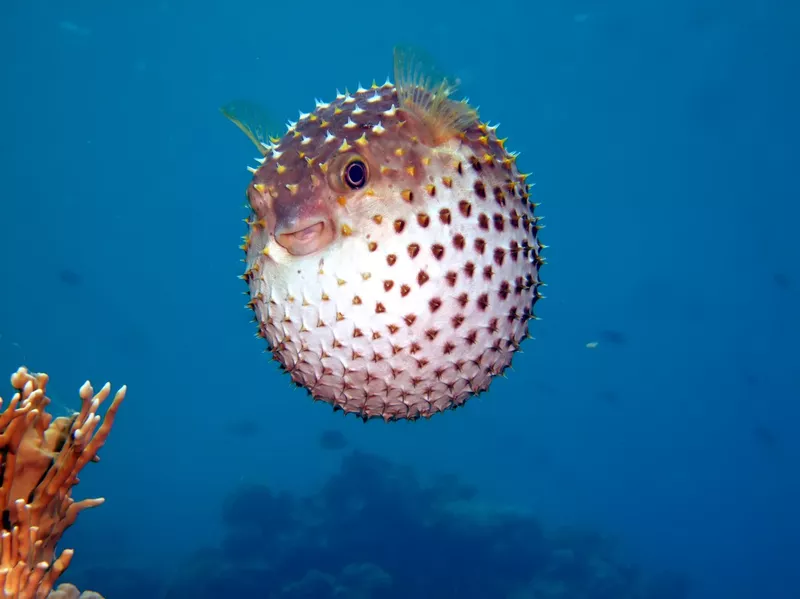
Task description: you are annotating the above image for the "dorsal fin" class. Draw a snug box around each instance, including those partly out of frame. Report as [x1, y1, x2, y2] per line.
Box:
[220, 100, 281, 156]
[393, 46, 478, 145]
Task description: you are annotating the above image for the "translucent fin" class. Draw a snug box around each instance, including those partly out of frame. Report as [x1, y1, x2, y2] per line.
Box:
[393, 45, 478, 144]
[220, 100, 282, 156]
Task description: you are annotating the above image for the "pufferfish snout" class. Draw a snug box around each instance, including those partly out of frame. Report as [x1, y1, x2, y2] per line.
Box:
[224, 48, 545, 421]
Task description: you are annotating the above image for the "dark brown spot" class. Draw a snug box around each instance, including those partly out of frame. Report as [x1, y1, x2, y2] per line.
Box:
[515, 276, 525, 294]
[443, 341, 456, 354]
[458, 201, 472, 218]
[456, 162, 463, 175]
[428, 298, 442, 313]
[425, 328, 439, 341]
[477, 294, 489, 310]
[394, 219, 406, 233]
[498, 281, 511, 300]
[510, 210, 520, 228]
[353, 327, 364, 337]
[478, 213, 490, 230]
[445, 271, 457, 286]
[384, 280, 394, 291]
[465, 330, 479, 345]
[509, 241, 520, 261]
[493, 247, 506, 267]
[404, 314, 417, 326]
[400, 284, 411, 297]
[469, 156, 482, 172]
[474, 181, 487, 199]
[387, 254, 397, 266]
[493, 187, 506, 206]
[407, 243, 420, 258]
[493, 213, 505, 232]
[352, 295, 362, 305]
[507, 307, 518, 322]
[372, 331, 381, 340]
[457, 292, 469, 308]
[368, 241, 378, 252]
[453, 233, 466, 250]
[417, 213, 430, 228]
[483, 265, 494, 280]
[439, 208, 451, 224]
[464, 262, 475, 278]
[488, 318, 499, 333]
[387, 323, 400, 334]
[372, 352, 385, 363]
[410, 342, 422, 354]
[474, 238, 486, 254]
[376, 302, 386, 313]
[417, 270, 430, 286]
[451, 314, 465, 329]
[431, 244, 445, 260]
[416, 358, 429, 369]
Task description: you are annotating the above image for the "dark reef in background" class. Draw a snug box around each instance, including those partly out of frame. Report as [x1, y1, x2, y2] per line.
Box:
[69, 450, 690, 598]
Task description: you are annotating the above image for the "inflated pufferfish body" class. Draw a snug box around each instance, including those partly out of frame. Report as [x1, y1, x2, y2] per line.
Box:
[225, 48, 545, 421]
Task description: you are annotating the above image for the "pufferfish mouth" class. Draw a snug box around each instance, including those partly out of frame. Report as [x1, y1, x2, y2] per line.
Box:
[275, 219, 333, 256]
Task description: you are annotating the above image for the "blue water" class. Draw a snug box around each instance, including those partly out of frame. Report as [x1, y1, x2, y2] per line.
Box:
[2, 0, 798, 597]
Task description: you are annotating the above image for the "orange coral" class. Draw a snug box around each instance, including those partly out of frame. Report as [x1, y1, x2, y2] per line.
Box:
[0, 367, 125, 599]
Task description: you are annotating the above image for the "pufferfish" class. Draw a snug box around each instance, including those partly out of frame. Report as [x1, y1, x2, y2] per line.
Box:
[224, 48, 545, 421]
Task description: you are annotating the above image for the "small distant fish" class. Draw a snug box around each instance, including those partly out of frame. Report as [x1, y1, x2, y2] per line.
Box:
[318, 429, 348, 451]
[586, 341, 599, 349]
[597, 390, 619, 405]
[58, 21, 91, 36]
[752, 425, 780, 451]
[225, 419, 261, 437]
[773, 273, 792, 291]
[599, 330, 627, 345]
[58, 268, 83, 287]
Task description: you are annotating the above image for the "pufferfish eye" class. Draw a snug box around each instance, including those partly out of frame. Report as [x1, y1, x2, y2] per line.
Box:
[343, 159, 368, 190]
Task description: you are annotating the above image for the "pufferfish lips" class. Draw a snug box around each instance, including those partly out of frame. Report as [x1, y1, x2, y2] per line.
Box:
[223, 47, 545, 421]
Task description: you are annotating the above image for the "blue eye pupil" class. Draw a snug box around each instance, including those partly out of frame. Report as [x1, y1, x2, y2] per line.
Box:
[345, 161, 367, 189]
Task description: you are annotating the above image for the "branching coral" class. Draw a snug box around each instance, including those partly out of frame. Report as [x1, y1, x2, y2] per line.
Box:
[0, 367, 125, 599]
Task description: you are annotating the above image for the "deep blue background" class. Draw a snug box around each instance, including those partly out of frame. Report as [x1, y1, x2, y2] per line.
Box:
[2, 0, 798, 597]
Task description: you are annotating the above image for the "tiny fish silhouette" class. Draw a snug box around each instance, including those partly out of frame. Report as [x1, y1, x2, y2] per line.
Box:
[318, 429, 348, 451]
[599, 330, 627, 345]
[58, 268, 83, 287]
